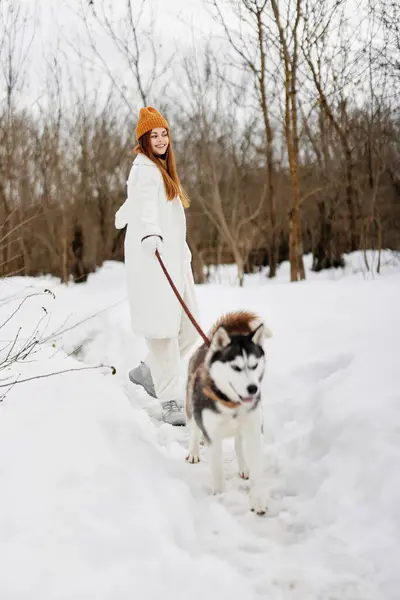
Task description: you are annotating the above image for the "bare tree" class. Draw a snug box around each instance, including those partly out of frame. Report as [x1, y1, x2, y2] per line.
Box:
[0, 0, 35, 119]
[360, 7, 392, 274]
[77, 0, 172, 109]
[211, 0, 279, 277]
[270, 0, 305, 281]
[369, 0, 400, 80]
[177, 48, 266, 286]
[302, 0, 364, 253]
[0, 0, 36, 273]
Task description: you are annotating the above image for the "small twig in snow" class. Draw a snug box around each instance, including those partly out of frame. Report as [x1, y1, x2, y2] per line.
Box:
[0, 364, 117, 390]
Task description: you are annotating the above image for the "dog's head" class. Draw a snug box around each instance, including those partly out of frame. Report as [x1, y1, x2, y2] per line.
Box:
[206, 319, 272, 405]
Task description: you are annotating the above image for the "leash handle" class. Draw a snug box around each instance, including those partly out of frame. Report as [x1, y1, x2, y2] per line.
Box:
[155, 249, 210, 347]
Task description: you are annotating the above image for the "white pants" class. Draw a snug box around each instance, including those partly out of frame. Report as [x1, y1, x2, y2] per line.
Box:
[144, 273, 199, 402]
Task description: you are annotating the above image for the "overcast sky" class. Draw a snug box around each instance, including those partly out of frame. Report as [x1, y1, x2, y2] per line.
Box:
[1, 0, 382, 119]
[2, 0, 219, 111]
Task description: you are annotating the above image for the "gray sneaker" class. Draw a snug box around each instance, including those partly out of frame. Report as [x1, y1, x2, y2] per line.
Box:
[161, 400, 186, 426]
[129, 362, 157, 398]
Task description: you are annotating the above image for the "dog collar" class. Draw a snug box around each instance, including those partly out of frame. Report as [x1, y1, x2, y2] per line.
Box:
[203, 385, 241, 409]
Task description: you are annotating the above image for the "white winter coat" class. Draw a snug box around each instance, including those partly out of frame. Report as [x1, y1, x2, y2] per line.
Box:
[115, 153, 195, 339]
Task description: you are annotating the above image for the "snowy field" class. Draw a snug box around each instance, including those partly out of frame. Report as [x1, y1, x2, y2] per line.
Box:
[0, 251, 399, 600]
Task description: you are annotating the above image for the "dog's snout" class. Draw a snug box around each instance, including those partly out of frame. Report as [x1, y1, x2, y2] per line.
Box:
[247, 384, 258, 396]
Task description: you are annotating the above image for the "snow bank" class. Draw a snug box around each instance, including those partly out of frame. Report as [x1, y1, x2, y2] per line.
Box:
[207, 249, 400, 285]
[0, 347, 262, 600]
[0, 252, 399, 599]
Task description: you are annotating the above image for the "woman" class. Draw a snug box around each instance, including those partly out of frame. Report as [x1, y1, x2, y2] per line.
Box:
[115, 107, 199, 426]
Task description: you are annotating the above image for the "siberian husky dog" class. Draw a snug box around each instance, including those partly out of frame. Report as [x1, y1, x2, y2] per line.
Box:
[185, 311, 272, 515]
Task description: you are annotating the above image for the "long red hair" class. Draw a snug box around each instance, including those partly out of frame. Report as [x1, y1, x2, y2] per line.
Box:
[135, 131, 190, 208]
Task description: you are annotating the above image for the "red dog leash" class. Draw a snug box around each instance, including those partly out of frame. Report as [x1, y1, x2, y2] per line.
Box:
[155, 249, 210, 347]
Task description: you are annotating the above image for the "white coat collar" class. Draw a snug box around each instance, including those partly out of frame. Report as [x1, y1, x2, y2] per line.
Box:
[134, 153, 157, 168]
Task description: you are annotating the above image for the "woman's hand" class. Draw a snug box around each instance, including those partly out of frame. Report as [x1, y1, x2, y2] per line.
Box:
[141, 235, 163, 256]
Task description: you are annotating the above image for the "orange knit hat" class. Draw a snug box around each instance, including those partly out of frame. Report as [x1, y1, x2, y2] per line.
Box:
[135, 106, 169, 141]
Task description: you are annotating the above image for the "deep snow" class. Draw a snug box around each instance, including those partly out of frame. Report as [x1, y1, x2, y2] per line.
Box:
[0, 251, 399, 600]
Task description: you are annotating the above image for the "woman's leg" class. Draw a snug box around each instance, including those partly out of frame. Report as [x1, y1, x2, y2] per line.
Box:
[145, 268, 199, 396]
[131, 267, 199, 425]
[144, 337, 180, 402]
[144, 337, 185, 426]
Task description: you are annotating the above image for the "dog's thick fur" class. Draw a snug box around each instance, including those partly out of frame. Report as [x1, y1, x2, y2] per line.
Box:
[185, 310, 272, 515]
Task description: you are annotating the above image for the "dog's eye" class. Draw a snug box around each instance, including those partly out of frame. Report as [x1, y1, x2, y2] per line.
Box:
[231, 365, 242, 372]
[249, 364, 258, 370]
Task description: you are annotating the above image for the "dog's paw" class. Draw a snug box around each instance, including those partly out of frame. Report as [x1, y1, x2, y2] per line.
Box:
[249, 491, 267, 516]
[239, 470, 249, 480]
[185, 453, 200, 464]
[211, 476, 224, 495]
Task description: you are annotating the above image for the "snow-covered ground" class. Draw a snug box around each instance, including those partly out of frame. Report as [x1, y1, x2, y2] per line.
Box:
[0, 251, 399, 600]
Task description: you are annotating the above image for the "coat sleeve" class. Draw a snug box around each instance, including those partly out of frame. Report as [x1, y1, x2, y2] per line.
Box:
[114, 164, 163, 236]
[130, 164, 163, 240]
[114, 199, 129, 229]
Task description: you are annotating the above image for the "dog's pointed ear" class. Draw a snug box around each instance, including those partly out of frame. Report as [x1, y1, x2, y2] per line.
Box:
[249, 320, 273, 345]
[211, 325, 231, 350]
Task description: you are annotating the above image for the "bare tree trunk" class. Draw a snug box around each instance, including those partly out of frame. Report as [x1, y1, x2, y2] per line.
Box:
[61, 220, 69, 283]
[255, 5, 278, 278]
[189, 239, 206, 284]
[344, 145, 358, 252]
[271, 0, 305, 281]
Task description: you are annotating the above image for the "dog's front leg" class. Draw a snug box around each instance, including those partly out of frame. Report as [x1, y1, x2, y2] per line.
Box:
[243, 409, 267, 515]
[235, 431, 249, 479]
[202, 410, 224, 494]
[186, 418, 202, 463]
